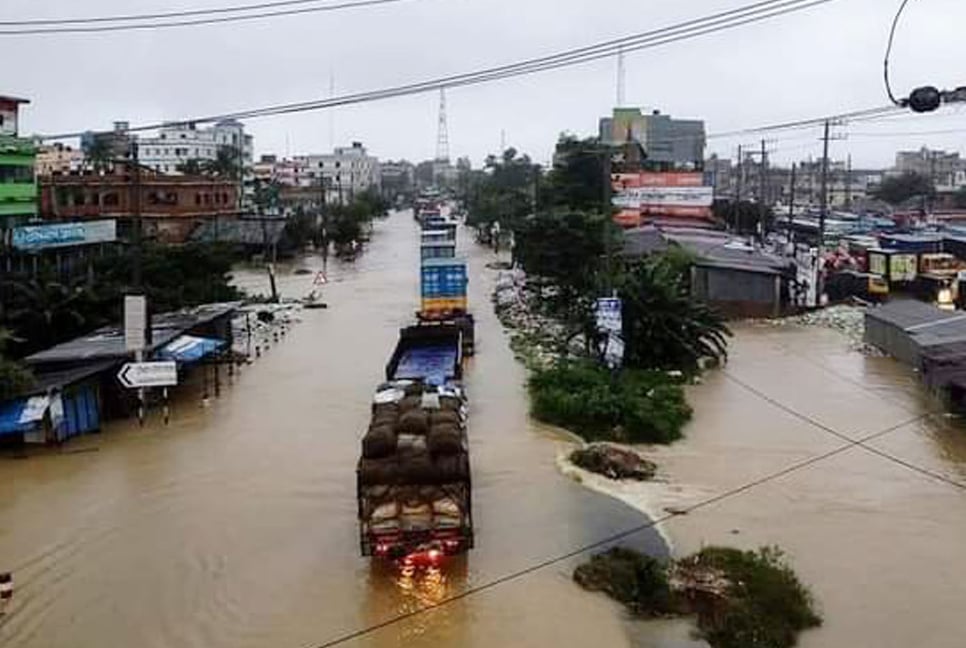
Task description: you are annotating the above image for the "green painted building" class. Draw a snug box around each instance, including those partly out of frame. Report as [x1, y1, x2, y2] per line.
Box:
[0, 96, 37, 229]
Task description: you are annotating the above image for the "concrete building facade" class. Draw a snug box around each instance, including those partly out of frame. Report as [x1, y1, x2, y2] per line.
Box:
[138, 120, 253, 174]
[35, 143, 86, 176]
[600, 107, 706, 168]
[895, 147, 965, 191]
[0, 96, 37, 230]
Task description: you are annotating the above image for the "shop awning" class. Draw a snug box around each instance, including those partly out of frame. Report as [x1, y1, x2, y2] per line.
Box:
[0, 396, 48, 437]
[157, 335, 225, 363]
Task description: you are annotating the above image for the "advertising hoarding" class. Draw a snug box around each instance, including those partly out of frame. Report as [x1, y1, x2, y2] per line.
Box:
[12, 220, 117, 251]
[611, 172, 712, 227]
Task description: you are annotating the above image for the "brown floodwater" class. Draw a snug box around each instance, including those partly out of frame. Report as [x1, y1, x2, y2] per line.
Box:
[608, 323, 966, 648]
[0, 212, 664, 648]
[7, 212, 965, 648]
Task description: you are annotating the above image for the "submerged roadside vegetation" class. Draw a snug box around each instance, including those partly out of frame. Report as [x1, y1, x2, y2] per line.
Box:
[468, 138, 820, 645]
[574, 546, 822, 648]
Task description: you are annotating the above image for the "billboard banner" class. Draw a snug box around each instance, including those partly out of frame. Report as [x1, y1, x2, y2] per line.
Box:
[12, 220, 117, 251]
[612, 172, 705, 189]
[613, 186, 714, 209]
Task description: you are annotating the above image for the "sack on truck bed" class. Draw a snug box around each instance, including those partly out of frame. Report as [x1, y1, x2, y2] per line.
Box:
[427, 427, 463, 456]
[359, 458, 399, 485]
[397, 408, 430, 435]
[398, 395, 423, 414]
[397, 454, 437, 484]
[362, 425, 397, 459]
[439, 396, 462, 412]
[372, 403, 400, 419]
[430, 410, 461, 428]
[433, 454, 469, 483]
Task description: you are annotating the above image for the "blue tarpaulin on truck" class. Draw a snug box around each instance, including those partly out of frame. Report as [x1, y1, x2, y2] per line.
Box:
[393, 345, 459, 386]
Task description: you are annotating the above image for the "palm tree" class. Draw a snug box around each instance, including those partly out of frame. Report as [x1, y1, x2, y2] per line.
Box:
[618, 254, 731, 372]
[2, 272, 92, 351]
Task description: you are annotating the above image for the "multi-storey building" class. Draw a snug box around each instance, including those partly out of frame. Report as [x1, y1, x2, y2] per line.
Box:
[138, 120, 253, 174]
[600, 107, 706, 168]
[292, 142, 381, 203]
[35, 143, 86, 176]
[895, 147, 965, 191]
[40, 167, 239, 243]
[0, 96, 37, 232]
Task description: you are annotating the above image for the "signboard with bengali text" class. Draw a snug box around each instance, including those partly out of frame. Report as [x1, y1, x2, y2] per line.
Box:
[12, 219, 116, 251]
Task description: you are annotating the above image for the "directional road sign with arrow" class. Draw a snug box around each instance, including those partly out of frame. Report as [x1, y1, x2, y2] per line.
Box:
[117, 361, 178, 389]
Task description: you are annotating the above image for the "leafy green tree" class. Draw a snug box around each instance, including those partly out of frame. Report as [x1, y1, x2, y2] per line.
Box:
[202, 145, 242, 178]
[872, 172, 935, 206]
[85, 136, 116, 173]
[954, 187, 966, 209]
[176, 158, 205, 175]
[542, 134, 608, 212]
[2, 272, 93, 352]
[617, 253, 731, 372]
[465, 148, 540, 231]
[415, 160, 435, 188]
[0, 329, 34, 401]
[712, 199, 774, 236]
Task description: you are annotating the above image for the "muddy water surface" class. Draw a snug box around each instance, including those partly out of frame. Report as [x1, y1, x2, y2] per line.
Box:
[0, 212, 664, 648]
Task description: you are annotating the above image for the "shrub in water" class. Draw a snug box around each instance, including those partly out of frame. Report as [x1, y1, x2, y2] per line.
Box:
[529, 361, 692, 444]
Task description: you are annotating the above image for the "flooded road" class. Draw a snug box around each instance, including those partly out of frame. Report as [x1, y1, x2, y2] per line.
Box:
[617, 324, 966, 648]
[0, 212, 663, 648]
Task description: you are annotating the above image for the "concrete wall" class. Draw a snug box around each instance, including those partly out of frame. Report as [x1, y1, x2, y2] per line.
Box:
[692, 266, 781, 318]
[863, 313, 923, 367]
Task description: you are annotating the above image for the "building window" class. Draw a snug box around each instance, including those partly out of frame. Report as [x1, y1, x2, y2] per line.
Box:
[103, 192, 119, 206]
[195, 193, 201, 205]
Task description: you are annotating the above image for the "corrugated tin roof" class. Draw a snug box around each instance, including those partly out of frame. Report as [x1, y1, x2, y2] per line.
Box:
[864, 299, 963, 330]
[25, 303, 239, 366]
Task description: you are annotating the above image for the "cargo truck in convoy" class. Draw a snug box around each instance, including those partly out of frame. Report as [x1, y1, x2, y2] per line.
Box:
[356, 205, 475, 562]
[356, 324, 473, 561]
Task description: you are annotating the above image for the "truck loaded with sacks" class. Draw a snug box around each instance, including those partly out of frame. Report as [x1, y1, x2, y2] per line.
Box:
[356, 323, 473, 560]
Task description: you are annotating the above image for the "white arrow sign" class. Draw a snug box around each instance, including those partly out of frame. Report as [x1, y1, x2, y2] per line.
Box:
[118, 361, 178, 389]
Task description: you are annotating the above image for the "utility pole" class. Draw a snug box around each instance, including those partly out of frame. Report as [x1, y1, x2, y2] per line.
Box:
[131, 141, 143, 290]
[602, 146, 614, 292]
[759, 138, 768, 240]
[845, 154, 853, 210]
[788, 163, 797, 245]
[734, 145, 743, 234]
[819, 120, 830, 248]
[320, 174, 329, 275]
[928, 150, 938, 215]
[129, 140, 146, 426]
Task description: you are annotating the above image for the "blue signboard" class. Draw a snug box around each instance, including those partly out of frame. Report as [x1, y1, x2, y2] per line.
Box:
[12, 220, 117, 251]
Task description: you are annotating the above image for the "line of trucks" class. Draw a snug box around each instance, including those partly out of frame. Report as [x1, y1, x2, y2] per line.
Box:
[356, 201, 475, 563]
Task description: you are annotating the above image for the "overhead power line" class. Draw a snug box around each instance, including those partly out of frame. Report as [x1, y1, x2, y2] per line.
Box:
[301, 412, 927, 648]
[0, 0, 386, 25]
[38, 0, 844, 139]
[0, 0, 409, 35]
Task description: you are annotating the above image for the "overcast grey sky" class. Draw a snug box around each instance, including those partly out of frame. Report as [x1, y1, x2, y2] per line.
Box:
[2, 0, 963, 168]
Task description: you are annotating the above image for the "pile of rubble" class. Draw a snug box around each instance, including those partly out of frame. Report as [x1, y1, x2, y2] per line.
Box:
[569, 444, 657, 481]
[789, 305, 885, 356]
[492, 269, 566, 369]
